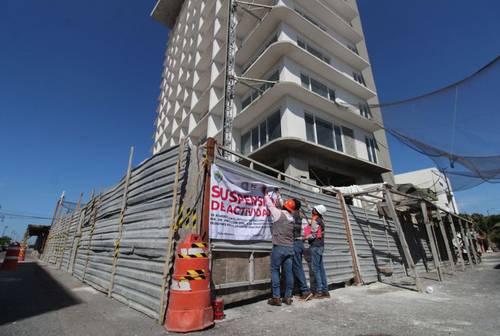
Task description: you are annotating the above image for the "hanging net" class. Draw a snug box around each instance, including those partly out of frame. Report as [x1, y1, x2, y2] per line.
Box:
[372, 56, 500, 191]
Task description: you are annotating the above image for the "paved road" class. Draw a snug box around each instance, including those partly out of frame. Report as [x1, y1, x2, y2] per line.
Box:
[0, 255, 499, 336]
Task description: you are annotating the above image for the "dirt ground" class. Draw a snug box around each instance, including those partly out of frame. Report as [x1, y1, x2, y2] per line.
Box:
[1, 252, 499, 336]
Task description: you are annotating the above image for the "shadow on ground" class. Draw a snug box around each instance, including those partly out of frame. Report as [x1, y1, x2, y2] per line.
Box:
[0, 262, 81, 325]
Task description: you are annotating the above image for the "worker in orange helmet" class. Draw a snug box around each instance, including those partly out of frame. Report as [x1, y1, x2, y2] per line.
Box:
[262, 186, 296, 306]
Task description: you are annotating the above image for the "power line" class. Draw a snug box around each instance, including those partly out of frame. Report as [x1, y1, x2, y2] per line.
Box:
[0, 211, 53, 221]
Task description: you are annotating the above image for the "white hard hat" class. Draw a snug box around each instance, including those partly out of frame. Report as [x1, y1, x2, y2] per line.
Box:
[313, 205, 327, 216]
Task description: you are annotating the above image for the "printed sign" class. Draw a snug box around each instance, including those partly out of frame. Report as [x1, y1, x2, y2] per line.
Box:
[209, 164, 279, 241]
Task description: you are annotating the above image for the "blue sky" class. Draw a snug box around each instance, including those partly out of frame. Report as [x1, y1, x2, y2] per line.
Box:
[0, 0, 499, 239]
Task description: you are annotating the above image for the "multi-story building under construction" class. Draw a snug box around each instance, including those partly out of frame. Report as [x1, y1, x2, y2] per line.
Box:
[152, 0, 393, 187]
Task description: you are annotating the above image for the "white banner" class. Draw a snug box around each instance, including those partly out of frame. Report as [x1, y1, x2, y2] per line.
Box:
[209, 164, 279, 241]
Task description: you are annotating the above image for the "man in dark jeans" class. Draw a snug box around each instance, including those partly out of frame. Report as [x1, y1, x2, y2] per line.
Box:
[263, 187, 296, 306]
[307, 204, 330, 299]
[292, 200, 313, 301]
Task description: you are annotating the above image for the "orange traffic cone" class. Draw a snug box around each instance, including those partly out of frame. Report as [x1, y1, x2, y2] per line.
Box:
[165, 234, 214, 333]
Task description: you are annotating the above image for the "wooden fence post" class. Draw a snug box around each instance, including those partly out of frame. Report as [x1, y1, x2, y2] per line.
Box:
[383, 187, 422, 292]
[435, 209, 455, 273]
[108, 147, 135, 297]
[420, 202, 443, 281]
[338, 192, 362, 285]
[464, 221, 479, 264]
[447, 213, 465, 271]
[158, 139, 187, 324]
[82, 194, 102, 282]
[458, 218, 473, 267]
[200, 138, 216, 242]
[58, 193, 83, 269]
[69, 190, 93, 275]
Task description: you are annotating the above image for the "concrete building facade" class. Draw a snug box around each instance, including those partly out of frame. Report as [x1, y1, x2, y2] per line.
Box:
[395, 167, 460, 214]
[152, 0, 394, 187]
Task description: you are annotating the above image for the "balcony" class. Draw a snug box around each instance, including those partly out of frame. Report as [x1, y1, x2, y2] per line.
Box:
[234, 81, 381, 132]
[151, 0, 185, 28]
[249, 137, 390, 174]
[237, 6, 369, 71]
[242, 41, 375, 100]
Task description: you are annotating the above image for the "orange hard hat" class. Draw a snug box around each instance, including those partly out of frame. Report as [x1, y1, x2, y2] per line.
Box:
[283, 199, 296, 212]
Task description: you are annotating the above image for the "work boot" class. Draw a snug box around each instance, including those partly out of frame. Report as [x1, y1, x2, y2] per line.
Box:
[313, 293, 326, 299]
[282, 297, 293, 305]
[267, 297, 282, 306]
[322, 291, 331, 299]
[298, 292, 313, 301]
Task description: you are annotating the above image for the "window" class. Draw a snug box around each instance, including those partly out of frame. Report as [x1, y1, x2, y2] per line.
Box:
[316, 117, 334, 149]
[259, 122, 267, 146]
[311, 78, 328, 98]
[347, 44, 359, 55]
[267, 111, 281, 141]
[365, 136, 378, 163]
[241, 70, 279, 110]
[353, 72, 367, 86]
[297, 38, 330, 64]
[328, 88, 336, 102]
[359, 103, 372, 119]
[240, 111, 281, 154]
[305, 113, 315, 142]
[304, 113, 344, 153]
[241, 132, 251, 154]
[334, 125, 343, 152]
[301, 74, 336, 102]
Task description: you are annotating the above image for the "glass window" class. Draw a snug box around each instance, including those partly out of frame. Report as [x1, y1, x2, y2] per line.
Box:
[251, 127, 259, 150]
[315, 117, 334, 149]
[301, 73, 310, 89]
[297, 39, 306, 49]
[242, 97, 252, 110]
[365, 136, 378, 163]
[328, 88, 336, 102]
[311, 78, 328, 98]
[241, 132, 251, 154]
[267, 111, 281, 141]
[334, 125, 343, 152]
[259, 122, 267, 146]
[305, 113, 315, 142]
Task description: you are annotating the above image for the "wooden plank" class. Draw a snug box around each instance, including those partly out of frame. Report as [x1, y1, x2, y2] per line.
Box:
[435, 209, 455, 273]
[384, 188, 422, 292]
[464, 221, 479, 264]
[447, 214, 465, 271]
[108, 147, 135, 297]
[420, 202, 443, 281]
[338, 192, 362, 285]
[458, 218, 473, 267]
[158, 139, 187, 324]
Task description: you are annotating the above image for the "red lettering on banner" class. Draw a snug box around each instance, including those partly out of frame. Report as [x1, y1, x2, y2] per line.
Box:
[211, 200, 220, 210]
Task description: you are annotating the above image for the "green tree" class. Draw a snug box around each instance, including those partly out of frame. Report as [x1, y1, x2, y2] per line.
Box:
[0, 236, 12, 246]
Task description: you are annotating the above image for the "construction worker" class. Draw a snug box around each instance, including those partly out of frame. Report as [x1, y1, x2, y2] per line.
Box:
[291, 199, 313, 301]
[262, 186, 295, 306]
[305, 204, 330, 299]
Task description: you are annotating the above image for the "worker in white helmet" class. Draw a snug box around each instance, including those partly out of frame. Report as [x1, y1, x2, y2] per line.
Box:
[304, 204, 329, 299]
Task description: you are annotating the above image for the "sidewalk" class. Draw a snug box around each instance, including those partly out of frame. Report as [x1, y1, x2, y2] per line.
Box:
[1, 255, 499, 336]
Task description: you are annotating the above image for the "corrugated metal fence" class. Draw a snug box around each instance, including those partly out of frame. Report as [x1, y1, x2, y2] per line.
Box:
[41, 142, 460, 321]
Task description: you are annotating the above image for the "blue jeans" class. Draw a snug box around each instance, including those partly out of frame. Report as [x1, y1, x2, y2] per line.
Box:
[270, 245, 294, 298]
[292, 240, 310, 294]
[310, 246, 328, 293]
